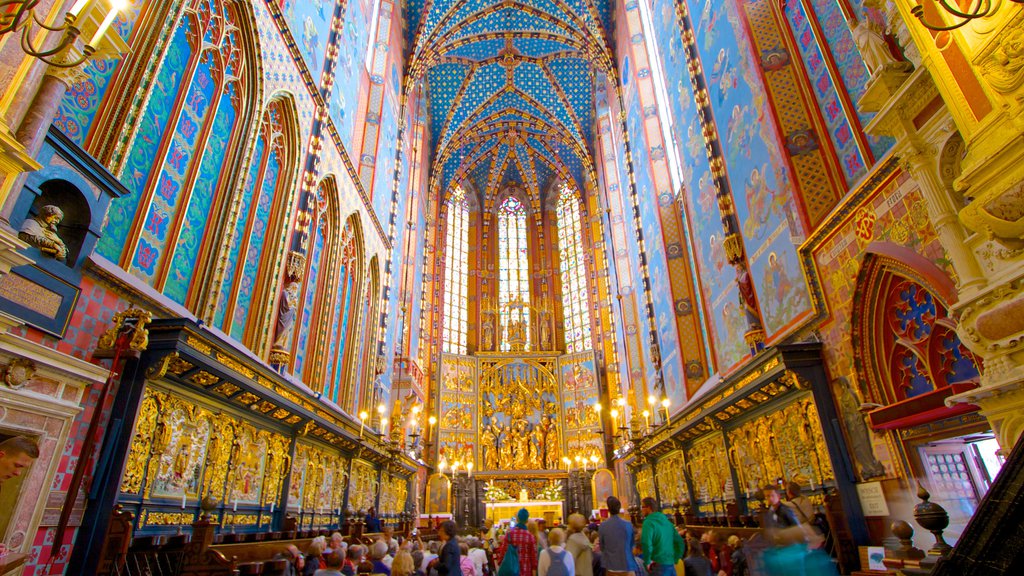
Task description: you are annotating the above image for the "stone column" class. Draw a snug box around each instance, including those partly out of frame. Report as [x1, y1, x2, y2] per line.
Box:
[15, 61, 85, 160]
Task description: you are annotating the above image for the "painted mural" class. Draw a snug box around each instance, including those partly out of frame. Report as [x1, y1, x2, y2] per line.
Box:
[374, 89, 400, 224]
[53, 7, 142, 146]
[610, 65, 657, 389]
[97, 2, 252, 305]
[690, 0, 813, 342]
[331, 0, 371, 151]
[651, 0, 744, 371]
[377, 85, 411, 393]
[278, 0, 335, 84]
[785, 0, 867, 186]
[623, 84, 686, 405]
[803, 0, 892, 160]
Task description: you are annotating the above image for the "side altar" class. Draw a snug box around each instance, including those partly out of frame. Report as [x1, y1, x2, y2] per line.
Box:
[486, 499, 563, 525]
[482, 482, 566, 525]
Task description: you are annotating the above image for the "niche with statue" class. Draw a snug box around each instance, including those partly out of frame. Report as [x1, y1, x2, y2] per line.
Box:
[0, 128, 125, 336]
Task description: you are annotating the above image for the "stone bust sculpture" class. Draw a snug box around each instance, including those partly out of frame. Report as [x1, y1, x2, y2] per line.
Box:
[19, 205, 68, 262]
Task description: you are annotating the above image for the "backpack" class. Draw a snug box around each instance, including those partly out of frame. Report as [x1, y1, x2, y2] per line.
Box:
[497, 543, 520, 576]
[547, 549, 569, 576]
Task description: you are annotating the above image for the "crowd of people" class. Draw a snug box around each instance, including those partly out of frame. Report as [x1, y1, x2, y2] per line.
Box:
[274, 482, 835, 576]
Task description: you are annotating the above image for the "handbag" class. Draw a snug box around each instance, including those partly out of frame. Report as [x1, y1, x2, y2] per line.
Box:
[497, 543, 520, 576]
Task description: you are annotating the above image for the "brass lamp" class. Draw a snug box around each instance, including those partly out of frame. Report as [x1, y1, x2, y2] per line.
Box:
[0, 0, 131, 68]
[911, 0, 1024, 31]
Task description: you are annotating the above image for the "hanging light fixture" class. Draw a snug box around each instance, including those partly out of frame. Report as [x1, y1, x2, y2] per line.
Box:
[910, 0, 1023, 31]
[0, 0, 131, 68]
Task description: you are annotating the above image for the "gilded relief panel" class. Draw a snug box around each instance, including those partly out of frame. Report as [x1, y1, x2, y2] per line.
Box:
[559, 351, 603, 465]
[685, 432, 730, 506]
[288, 442, 347, 513]
[655, 450, 689, 505]
[635, 466, 655, 501]
[379, 473, 409, 516]
[727, 394, 834, 495]
[438, 354, 477, 468]
[478, 357, 562, 471]
[347, 459, 379, 512]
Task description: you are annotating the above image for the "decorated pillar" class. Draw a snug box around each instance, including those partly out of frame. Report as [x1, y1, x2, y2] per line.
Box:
[866, 2, 1024, 451]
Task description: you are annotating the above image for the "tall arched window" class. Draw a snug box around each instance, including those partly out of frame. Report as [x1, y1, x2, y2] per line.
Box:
[325, 222, 361, 404]
[215, 98, 298, 347]
[97, 0, 257, 307]
[498, 195, 530, 351]
[556, 183, 592, 353]
[353, 258, 381, 413]
[294, 189, 339, 378]
[442, 186, 470, 354]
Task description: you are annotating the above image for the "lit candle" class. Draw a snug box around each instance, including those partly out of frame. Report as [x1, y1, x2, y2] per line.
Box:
[181, 492, 187, 510]
[270, 501, 275, 514]
[359, 411, 368, 437]
[642, 409, 650, 430]
[88, 3, 121, 47]
[233, 499, 238, 512]
[467, 462, 474, 478]
[68, 0, 92, 19]
[610, 408, 619, 431]
[661, 398, 670, 422]
[562, 457, 571, 472]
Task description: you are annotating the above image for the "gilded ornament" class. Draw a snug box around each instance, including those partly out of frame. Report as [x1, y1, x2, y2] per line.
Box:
[978, 26, 1024, 94]
[186, 335, 213, 355]
[1, 357, 36, 389]
[121, 391, 161, 494]
[140, 510, 195, 528]
[216, 352, 256, 379]
[236, 392, 260, 406]
[146, 352, 180, 380]
[213, 381, 241, 396]
[190, 371, 220, 387]
[723, 234, 745, 264]
[95, 308, 153, 357]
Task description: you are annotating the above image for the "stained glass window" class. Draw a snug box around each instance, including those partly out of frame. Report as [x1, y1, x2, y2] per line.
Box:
[443, 186, 470, 354]
[557, 183, 593, 353]
[498, 195, 530, 351]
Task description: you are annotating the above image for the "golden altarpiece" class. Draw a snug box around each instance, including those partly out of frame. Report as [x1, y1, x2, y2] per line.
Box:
[430, 297, 610, 523]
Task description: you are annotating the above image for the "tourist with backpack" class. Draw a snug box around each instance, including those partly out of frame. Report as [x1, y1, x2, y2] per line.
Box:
[539, 529, 575, 576]
[497, 509, 539, 576]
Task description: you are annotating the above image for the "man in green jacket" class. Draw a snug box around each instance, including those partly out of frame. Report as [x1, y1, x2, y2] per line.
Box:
[640, 497, 686, 576]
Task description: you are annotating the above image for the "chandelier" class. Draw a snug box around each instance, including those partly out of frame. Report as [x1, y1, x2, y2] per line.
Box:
[0, 0, 130, 68]
[911, 0, 1024, 31]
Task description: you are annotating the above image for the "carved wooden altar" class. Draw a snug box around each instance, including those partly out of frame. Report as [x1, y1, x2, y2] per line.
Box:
[436, 348, 603, 475]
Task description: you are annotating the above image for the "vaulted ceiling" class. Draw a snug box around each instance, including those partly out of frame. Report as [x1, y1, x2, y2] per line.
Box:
[405, 0, 614, 205]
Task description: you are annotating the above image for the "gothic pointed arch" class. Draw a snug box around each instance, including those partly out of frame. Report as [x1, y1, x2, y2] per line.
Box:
[294, 176, 340, 378]
[353, 256, 382, 414]
[496, 192, 532, 351]
[442, 183, 471, 354]
[94, 0, 263, 310]
[554, 179, 594, 353]
[851, 243, 981, 409]
[214, 93, 302, 352]
[324, 214, 366, 406]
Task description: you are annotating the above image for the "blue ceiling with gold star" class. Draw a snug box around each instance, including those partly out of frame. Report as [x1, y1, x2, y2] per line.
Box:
[405, 0, 614, 202]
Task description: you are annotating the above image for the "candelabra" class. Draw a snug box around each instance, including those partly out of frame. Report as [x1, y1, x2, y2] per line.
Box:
[447, 462, 475, 527]
[0, 0, 131, 67]
[910, 0, 1024, 31]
